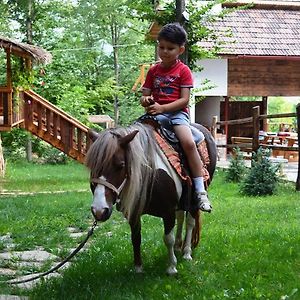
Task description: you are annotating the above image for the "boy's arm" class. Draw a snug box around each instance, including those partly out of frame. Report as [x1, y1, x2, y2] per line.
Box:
[146, 87, 190, 114]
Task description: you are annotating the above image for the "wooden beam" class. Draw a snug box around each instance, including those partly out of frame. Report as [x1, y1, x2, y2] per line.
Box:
[6, 50, 12, 89]
[259, 112, 296, 119]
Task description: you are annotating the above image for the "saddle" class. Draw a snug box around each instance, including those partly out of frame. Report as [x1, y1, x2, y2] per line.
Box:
[137, 114, 211, 211]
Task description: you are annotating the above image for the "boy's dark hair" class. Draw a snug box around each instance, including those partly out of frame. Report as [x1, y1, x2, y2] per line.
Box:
[157, 23, 187, 46]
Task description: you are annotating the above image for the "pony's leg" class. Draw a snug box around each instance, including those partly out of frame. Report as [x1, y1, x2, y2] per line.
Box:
[175, 210, 184, 252]
[182, 212, 195, 260]
[129, 218, 143, 273]
[163, 218, 177, 275]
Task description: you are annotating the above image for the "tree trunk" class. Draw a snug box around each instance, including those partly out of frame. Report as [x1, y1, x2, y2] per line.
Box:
[26, 0, 34, 161]
[26, 0, 33, 44]
[112, 23, 120, 125]
[176, 0, 188, 64]
[0, 134, 5, 177]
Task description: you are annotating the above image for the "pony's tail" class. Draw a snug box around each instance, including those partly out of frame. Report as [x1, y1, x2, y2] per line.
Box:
[191, 210, 202, 248]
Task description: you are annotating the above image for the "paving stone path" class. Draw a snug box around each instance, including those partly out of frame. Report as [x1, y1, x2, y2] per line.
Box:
[0, 227, 89, 297]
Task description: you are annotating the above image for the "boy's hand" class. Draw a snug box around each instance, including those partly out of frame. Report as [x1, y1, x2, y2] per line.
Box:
[146, 102, 165, 115]
[140, 96, 155, 107]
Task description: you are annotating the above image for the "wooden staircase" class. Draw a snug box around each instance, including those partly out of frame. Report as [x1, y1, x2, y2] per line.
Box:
[23, 90, 91, 163]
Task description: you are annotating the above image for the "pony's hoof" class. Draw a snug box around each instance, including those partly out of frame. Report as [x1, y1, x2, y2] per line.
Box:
[166, 266, 178, 275]
[135, 265, 143, 273]
[183, 253, 192, 260]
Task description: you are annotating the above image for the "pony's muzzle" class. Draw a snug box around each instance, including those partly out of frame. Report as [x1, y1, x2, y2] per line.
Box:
[91, 206, 112, 222]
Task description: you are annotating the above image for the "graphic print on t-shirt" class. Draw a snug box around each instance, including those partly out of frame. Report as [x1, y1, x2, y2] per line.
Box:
[154, 75, 179, 96]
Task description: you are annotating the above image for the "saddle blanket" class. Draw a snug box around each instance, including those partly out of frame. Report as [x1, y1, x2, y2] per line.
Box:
[153, 130, 210, 185]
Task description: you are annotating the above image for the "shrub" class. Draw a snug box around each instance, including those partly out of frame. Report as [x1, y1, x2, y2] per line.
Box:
[37, 145, 68, 165]
[225, 148, 247, 182]
[1, 128, 28, 161]
[241, 148, 279, 196]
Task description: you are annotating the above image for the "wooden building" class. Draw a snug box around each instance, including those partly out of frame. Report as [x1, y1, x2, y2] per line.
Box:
[193, 0, 300, 141]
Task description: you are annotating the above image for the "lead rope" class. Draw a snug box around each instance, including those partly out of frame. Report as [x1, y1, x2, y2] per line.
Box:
[2, 220, 98, 285]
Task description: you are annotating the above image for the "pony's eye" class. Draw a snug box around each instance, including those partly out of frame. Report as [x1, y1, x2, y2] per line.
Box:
[115, 161, 125, 170]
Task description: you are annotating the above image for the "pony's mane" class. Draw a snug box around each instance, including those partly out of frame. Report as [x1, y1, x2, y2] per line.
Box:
[85, 123, 158, 220]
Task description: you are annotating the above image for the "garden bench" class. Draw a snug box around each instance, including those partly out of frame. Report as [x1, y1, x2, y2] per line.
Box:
[231, 136, 253, 158]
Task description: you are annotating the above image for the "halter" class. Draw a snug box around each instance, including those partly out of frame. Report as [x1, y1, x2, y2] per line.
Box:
[90, 176, 127, 200]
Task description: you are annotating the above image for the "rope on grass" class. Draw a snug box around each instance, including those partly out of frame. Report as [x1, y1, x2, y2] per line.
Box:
[0, 220, 98, 285]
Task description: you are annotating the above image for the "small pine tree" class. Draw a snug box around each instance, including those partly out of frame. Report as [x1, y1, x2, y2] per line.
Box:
[241, 148, 279, 196]
[225, 147, 247, 182]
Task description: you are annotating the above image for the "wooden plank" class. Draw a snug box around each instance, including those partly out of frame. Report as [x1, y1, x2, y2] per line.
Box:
[36, 102, 43, 132]
[2, 92, 8, 125]
[259, 112, 296, 119]
[217, 116, 253, 126]
[0, 87, 13, 93]
[68, 124, 75, 151]
[46, 108, 52, 134]
[77, 129, 82, 152]
[52, 113, 58, 138]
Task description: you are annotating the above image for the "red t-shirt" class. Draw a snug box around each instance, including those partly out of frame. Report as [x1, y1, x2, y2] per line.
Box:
[142, 60, 193, 113]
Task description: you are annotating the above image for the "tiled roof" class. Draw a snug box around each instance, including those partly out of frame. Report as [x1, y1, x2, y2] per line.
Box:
[200, 2, 300, 57]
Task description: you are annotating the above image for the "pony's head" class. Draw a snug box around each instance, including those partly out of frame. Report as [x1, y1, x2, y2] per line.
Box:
[85, 124, 156, 222]
[85, 128, 138, 221]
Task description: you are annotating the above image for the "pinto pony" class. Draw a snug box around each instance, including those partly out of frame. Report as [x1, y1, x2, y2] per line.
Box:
[85, 123, 216, 275]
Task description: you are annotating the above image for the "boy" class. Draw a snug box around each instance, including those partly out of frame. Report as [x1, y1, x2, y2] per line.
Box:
[140, 23, 212, 213]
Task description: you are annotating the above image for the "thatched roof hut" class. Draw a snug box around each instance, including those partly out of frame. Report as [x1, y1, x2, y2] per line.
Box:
[0, 36, 52, 64]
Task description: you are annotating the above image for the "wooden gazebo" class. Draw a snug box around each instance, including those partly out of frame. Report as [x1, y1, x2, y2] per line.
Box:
[0, 37, 90, 163]
[0, 36, 52, 131]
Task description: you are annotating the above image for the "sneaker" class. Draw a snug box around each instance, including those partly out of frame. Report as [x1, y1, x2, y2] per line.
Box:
[194, 191, 212, 213]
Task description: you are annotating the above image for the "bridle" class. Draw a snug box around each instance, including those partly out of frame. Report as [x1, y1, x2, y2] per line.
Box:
[90, 176, 127, 203]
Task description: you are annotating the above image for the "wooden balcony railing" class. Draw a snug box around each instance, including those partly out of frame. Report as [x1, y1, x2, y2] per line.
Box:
[0, 87, 25, 130]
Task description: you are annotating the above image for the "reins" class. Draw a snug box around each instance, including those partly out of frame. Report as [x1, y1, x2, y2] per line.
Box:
[2, 220, 98, 285]
[2, 177, 127, 286]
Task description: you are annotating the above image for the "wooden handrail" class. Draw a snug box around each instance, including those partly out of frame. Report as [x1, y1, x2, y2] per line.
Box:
[217, 117, 253, 126]
[24, 90, 88, 132]
[259, 112, 296, 119]
[23, 90, 90, 163]
[0, 87, 13, 93]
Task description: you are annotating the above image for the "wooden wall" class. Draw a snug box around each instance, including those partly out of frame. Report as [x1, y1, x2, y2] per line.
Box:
[228, 58, 300, 96]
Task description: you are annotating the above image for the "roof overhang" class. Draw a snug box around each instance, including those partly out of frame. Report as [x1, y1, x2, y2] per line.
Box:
[0, 36, 52, 64]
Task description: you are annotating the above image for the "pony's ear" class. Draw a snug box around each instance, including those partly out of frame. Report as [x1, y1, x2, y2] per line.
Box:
[88, 129, 99, 142]
[119, 130, 139, 147]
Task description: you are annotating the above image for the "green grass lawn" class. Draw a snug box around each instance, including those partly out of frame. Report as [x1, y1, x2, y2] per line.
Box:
[0, 163, 299, 299]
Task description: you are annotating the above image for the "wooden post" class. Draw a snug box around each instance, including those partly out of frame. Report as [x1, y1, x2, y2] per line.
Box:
[5, 50, 12, 126]
[224, 96, 229, 143]
[262, 96, 268, 131]
[6, 50, 12, 89]
[252, 106, 260, 152]
[296, 103, 300, 191]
